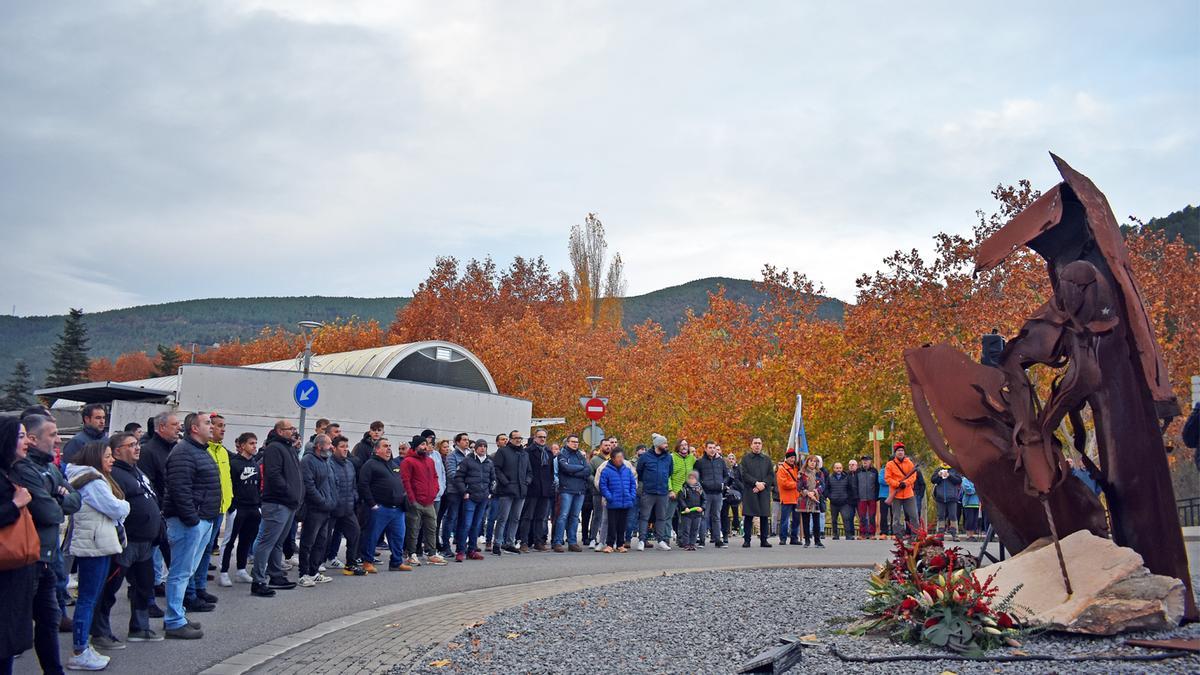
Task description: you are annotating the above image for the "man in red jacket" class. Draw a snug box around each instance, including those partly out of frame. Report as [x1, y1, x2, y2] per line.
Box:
[401, 435, 447, 566]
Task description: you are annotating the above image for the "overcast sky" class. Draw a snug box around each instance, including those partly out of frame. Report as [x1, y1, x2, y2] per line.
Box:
[2, 1, 1196, 316]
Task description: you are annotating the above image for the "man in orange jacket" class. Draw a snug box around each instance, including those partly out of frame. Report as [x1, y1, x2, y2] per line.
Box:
[884, 442, 919, 538]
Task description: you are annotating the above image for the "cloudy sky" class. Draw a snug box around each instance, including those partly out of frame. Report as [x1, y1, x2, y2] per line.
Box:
[2, 1, 1196, 316]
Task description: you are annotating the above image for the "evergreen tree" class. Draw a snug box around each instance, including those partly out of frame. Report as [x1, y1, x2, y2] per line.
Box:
[0, 360, 34, 410]
[152, 344, 183, 377]
[44, 308, 91, 388]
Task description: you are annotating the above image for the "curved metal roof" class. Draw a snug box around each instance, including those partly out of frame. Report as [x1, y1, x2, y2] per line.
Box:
[247, 341, 496, 393]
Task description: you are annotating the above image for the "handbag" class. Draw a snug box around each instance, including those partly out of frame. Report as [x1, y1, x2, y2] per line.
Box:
[0, 479, 41, 571]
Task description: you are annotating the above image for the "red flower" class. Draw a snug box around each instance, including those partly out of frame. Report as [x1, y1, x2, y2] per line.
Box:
[928, 554, 947, 570]
[970, 600, 990, 616]
[924, 617, 940, 628]
[996, 612, 1014, 629]
[900, 597, 919, 611]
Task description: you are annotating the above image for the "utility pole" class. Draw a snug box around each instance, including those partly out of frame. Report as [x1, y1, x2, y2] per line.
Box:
[296, 321, 323, 450]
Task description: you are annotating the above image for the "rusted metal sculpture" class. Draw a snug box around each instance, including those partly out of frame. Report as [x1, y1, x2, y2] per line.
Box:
[904, 154, 1195, 622]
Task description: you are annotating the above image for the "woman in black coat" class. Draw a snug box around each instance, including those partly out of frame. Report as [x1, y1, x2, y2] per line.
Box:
[0, 415, 37, 673]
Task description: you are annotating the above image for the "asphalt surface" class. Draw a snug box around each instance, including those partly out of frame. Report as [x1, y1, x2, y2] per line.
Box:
[13, 538, 897, 675]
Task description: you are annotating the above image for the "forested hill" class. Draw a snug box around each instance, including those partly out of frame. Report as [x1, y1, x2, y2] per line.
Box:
[0, 278, 845, 384]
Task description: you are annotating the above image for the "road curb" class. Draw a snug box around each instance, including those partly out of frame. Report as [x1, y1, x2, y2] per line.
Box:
[201, 562, 875, 675]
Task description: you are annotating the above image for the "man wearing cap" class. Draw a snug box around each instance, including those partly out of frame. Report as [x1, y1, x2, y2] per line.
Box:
[401, 435, 446, 566]
[634, 433, 674, 551]
[884, 442, 919, 538]
[853, 456, 879, 538]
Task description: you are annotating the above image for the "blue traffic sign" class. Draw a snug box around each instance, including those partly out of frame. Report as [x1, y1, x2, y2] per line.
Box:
[294, 378, 319, 409]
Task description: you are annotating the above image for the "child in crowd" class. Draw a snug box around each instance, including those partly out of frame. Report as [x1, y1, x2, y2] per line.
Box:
[677, 471, 705, 550]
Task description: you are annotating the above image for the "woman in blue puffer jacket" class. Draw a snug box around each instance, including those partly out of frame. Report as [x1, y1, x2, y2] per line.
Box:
[599, 449, 638, 553]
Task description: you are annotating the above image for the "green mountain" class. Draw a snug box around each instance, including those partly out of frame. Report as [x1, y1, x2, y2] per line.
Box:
[0, 279, 845, 386]
[1121, 204, 1199, 250]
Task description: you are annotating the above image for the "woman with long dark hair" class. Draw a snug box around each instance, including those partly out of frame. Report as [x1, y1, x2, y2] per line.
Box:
[0, 416, 36, 675]
[66, 441, 129, 670]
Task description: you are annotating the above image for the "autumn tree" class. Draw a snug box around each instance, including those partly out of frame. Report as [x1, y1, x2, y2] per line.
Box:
[152, 344, 183, 377]
[88, 351, 156, 382]
[569, 213, 626, 327]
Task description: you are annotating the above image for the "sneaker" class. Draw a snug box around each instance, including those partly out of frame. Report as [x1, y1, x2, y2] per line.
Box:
[427, 555, 448, 566]
[314, 573, 333, 584]
[344, 565, 366, 576]
[325, 558, 344, 569]
[234, 569, 254, 583]
[491, 544, 502, 556]
[502, 545, 520, 554]
[268, 577, 297, 590]
[656, 541, 671, 551]
[590, 541, 600, 551]
[250, 583, 276, 598]
[66, 646, 109, 671]
[182, 597, 215, 612]
[468, 551, 485, 560]
[67, 573, 79, 592]
[362, 562, 378, 574]
[742, 541, 751, 548]
[815, 541, 825, 549]
[317, 564, 326, 573]
[126, 629, 164, 642]
[91, 635, 125, 651]
[696, 543, 705, 549]
[634, 540, 645, 551]
[280, 560, 293, 571]
[387, 563, 413, 571]
[197, 590, 219, 604]
[715, 541, 726, 549]
[406, 554, 422, 567]
[165, 624, 204, 640]
[760, 541, 774, 548]
[218, 572, 233, 587]
[297, 575, 316, 587]
[455, 552, 465, 563]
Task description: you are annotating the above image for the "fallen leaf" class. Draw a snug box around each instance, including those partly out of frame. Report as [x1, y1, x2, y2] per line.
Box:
[799, 634, 819, 642]
[505, 632, 520, 639]
[447, 642, 462, 650]
[940, 671, 957, 675]
[467, 621, 484, 628]
[428, 659, 451, 668]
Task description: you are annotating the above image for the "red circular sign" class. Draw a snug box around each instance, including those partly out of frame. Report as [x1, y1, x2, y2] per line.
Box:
[584, 397, 607, 421]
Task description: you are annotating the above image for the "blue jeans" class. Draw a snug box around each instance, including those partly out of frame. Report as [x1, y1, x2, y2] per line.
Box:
[362, 506, 406, 566]
[779, 504, 800, 542]
[165, 518, 214, 630]
[626, 496, 639, 541]
[553, 492, 585, 546]
[187, 514, 220, 599]
[439, 493, 463, 553]
[455, 500, 487, 554]
[72, 556, 110, 652]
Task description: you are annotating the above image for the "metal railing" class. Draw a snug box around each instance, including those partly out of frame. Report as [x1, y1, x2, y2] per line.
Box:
[1179, 497, 1200, 528]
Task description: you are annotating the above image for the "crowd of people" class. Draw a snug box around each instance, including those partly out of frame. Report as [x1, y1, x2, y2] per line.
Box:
[0, 405, 985, 673]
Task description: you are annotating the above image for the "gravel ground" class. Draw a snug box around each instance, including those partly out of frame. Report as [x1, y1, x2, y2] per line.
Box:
[405, 568, 1200, 675]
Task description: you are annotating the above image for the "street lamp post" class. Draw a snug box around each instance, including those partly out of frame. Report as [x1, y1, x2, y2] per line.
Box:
[297, 320, 324, 448]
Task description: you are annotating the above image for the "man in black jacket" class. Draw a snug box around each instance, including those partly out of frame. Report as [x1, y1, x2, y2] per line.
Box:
[852, 456, 879, 538]
[517, 429, 554, 552]
[491, 432, 531, 555]
[162, 412, 220, 639]
[357, 438, 411, 572]
[827, 461, 856, 540]
[96, 432, 163, 643]
[453, 439, 495, 561]
[694, 441, 728, 548]
[14, 413, 80, 673]
[250, 421, 304, 597]
[351, 421, 384, 469]
[138, 411, 181, 505]
[325, 435, 363, 575]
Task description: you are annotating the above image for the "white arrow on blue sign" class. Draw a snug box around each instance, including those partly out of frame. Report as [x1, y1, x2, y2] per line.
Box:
[294, 378, 319, 409]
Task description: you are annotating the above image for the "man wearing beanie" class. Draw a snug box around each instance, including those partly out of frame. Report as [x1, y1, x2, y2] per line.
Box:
[884, 442, 919, 538]
[401, 435, 447, 566]
[634, 433, 674, 550]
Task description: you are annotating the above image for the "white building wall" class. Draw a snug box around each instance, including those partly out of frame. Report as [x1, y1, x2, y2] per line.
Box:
[153, 364, 531, 448]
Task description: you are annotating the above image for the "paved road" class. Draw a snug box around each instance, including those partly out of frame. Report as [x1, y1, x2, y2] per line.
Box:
[14, 539, 896, 675]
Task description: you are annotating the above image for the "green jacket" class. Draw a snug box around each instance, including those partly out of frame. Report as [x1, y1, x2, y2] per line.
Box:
[668, 452, 696, 494]
[207, 441, 234, 513]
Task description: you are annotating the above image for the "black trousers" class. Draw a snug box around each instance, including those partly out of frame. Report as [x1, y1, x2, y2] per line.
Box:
[517, 496, 551, 546]
[801, 511, 822, 543]
[327, 512, 362, 565]
[743, 515, 771, 543]
[32, 561, 62, 674]
[606, 507, 629, 547]
[221, 507, 261, 572]
[298, 510, 331, 577]
[580, 494, 593, 542]
[93, 550, 155, 637]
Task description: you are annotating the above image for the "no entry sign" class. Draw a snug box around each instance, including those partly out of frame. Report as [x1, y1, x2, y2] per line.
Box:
[584, 397, 607, 421]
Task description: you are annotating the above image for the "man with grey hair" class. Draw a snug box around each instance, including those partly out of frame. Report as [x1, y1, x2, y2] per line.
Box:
[140, 411, 182, 594]
[298, 433, 336, 586]
[162, 412, 219, 639]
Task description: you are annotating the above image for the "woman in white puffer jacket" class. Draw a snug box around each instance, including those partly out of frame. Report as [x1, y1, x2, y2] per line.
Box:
[66, 441, 130, 671]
